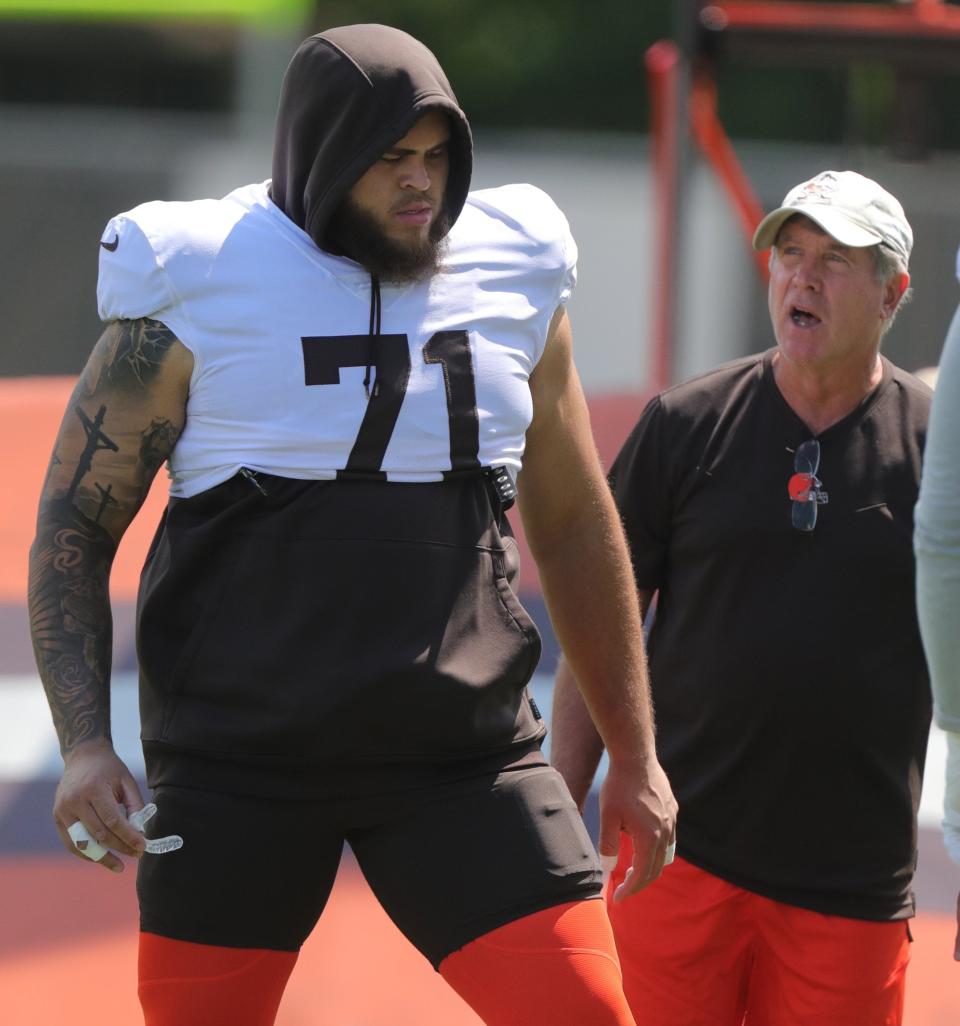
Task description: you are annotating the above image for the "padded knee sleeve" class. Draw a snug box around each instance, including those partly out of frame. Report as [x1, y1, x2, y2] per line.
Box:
[439, 899, 636, 1026]
[138, 932, 298, 1026]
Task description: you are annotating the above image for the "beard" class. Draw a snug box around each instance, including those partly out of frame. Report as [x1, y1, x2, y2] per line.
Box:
[326, 197, 451, 283]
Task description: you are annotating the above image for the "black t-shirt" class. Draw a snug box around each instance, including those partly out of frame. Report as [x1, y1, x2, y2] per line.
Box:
[612, 349, 932, 920]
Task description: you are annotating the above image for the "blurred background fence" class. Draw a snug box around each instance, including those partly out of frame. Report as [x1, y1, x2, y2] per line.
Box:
[3, 0, 960, 386]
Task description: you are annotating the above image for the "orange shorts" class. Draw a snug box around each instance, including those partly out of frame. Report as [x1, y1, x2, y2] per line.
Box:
[606, 837, 911, 1026]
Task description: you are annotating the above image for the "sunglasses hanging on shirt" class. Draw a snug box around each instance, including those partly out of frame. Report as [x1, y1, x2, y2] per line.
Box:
[787, 439, 828, 532]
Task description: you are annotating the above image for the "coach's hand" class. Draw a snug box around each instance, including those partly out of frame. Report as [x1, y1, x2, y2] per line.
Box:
[599, 751, 677, 903]
[53, 738, 147, 872]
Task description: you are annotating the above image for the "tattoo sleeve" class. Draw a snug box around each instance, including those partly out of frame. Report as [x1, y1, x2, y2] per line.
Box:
[28, 318, 186, 754]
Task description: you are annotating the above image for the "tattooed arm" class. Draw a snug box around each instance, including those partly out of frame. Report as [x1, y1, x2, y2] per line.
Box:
[28, 318, 192, 871]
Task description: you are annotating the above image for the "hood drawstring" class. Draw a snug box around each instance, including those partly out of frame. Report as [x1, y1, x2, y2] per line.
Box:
[364, 273, 381, 400]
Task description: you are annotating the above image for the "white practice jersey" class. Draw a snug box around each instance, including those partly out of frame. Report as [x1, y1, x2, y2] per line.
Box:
[96, 181, 577, 497]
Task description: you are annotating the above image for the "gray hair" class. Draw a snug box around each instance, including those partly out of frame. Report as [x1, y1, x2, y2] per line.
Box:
[873, 244, 911, 336]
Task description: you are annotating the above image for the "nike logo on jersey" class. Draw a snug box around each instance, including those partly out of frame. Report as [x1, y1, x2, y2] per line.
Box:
[100, 235, 119, 252]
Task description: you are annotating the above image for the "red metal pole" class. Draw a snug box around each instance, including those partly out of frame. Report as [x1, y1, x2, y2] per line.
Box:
[645, 40, 681, 392]
[688, 71, 770, 283]
[704, 0, 960, 36]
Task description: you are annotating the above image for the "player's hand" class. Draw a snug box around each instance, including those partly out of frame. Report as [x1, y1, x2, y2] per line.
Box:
[598, 751, 677, 903]
[53, 738, 147, 872]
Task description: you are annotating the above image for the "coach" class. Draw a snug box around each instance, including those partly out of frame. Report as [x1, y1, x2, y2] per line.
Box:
[552, 170, 932, 1025]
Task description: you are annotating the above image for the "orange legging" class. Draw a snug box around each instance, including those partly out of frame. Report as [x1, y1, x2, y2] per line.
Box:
[139, 899, 635, 1026]
[139, 933, 297, 1026]
[440, 898, 636, 1026]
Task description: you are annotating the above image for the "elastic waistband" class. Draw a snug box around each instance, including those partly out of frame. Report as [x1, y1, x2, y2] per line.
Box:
[143, 734, 548, 801]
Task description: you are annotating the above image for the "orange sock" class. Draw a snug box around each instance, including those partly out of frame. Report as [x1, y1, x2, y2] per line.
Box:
[138, 932, 298, 1026]
[439, 900, 636, 1026]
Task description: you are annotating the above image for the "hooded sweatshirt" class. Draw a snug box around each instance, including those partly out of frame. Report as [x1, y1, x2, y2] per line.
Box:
[269, 24, 473, 254]
[94, 24, 580, 784]
[95, 22, 577, 496]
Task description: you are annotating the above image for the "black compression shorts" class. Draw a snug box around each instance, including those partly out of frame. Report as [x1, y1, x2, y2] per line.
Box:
[137, 752, 603, 968]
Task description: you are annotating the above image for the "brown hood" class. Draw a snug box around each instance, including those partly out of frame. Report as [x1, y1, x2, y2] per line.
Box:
[269, 24, 473, 253]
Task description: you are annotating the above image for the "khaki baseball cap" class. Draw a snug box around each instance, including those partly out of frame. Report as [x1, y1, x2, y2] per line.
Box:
[752, 170, 912, 264]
